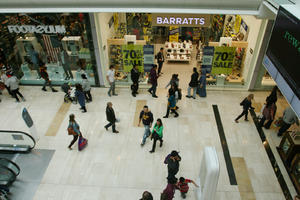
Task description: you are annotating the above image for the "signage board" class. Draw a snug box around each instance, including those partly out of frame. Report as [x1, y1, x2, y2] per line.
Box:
[152, 14, 211, 27]
[122, 44, 144, 72]
[202, 46, 215, 73]
[143, 45, 154, 72]
[211, 46, 236, 75]
[169, 26, 179, 42]
[8, 25, 66, 34]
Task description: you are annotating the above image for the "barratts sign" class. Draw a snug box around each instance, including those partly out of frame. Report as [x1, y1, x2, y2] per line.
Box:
[152, 14, 210, 27]
[7, 25, 66, 34]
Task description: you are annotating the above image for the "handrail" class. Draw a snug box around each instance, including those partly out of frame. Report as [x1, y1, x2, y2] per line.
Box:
[0, 165, 17, 186]
[0, 130, 36, 150]
[0, 158, 20, 176]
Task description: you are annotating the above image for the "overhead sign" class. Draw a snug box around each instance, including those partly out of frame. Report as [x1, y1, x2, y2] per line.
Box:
[211, 46, 236, 75]
[122, 44, 144, 72]
[7, 25, 66, 34]
[152, 14, 210, 27]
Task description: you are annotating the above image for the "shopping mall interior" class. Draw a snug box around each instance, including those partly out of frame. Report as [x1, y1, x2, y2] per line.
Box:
[0, 0, 300, 200]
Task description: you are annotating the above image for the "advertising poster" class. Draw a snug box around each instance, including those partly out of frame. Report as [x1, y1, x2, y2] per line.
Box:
[113, 13, 119, 31]
[122, 44, 144, 72]
[143, 45, 154, 72]
[169, 26, 179, 42]
[234, 15, 242, 33]
[202, 46, 215, 73]
[211, 46, 236, 75]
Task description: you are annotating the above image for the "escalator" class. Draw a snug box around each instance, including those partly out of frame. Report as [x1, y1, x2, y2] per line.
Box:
[0, 158, 20, 187]
[0, 130, 36, 153]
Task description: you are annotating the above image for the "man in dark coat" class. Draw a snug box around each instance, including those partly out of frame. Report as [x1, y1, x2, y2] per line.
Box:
[167, 151, 181, 180]
[130, 64, 140, 97]
[148, 65, 159, 98]
[186, 67, 199, 99]
[104, 102, 119, 133]
[156, 48, 164, 75]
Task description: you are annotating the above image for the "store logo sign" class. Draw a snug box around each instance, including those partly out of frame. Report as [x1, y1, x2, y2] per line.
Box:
[7, 25, 66, 34]
[152, 14, 210, 27]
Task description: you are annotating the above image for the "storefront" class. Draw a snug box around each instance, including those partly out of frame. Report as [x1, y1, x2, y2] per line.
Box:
[94, 12, 266, 89]
[0, 13, 100, 86]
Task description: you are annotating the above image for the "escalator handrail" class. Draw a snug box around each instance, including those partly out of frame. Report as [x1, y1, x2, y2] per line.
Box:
[0, 130, 36, 150]
[0, 164, 17, 186]
[0, 158, 20, 176]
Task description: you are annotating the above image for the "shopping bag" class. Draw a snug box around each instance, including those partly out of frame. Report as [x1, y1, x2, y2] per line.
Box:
[273, 117, 283, 127]
[78, 136, 88, 151]
[115, 118, 120, 123]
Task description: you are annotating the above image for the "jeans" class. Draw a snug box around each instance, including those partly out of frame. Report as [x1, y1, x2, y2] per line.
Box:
[148, 83, 157, 96]
[187, 86, 196, 98]
[108, 81, 116, 95]
[84, 90, 92, 102]
[131, 82, 139, 94]
[142, 125, 151, 144]
[12, 88, 24, 101]
[165, 106, 178, 118]
[235, 109, 249, 121]
[105, 122, 116, 132]
[151, 132, 163, 152]
[68, 134, 79, 148]
[278, 121, 292, 136]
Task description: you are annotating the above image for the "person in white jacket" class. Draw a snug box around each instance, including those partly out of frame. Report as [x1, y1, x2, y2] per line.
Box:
[6, 74, 25, 102]
[81, 74, 92, 102]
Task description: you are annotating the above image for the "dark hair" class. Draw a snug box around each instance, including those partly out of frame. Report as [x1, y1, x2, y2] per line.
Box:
[143, 105, 148, 109]
[179, 177, 185, 183]
[69, 114, 75, 122]
[81, 74, 87, 79]
[157, 118, 163, 127]
[109, 65, 114, 69]
[160, 47, 164, 50]
[193, 67, 197, 73]
[75, 83, 83, 91]
[133, 64, 137, 68]
[167, 176, 178, 184]
[152, 64, 157, 68]
[266, 86, 278, 104]
[141, 191, 153, 200]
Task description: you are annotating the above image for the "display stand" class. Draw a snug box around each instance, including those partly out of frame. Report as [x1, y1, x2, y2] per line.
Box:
[16, 37, 42, 63]
[196, 146, 220, 200]
[165, 41, 192, 62]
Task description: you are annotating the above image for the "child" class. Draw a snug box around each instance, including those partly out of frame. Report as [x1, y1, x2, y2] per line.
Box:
[177, 177, 199, 199]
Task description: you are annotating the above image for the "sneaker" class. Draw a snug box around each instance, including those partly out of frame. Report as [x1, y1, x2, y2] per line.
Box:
[82, 110, 87, 113]
[104, 126, 108, 131]
[192, 97, 196, 99]
[132, 93, 136, 97]
[148, 89, 152, 95]
[152, 95, 158, 98]
[42, 87, 47, 91]
[52, 89, 58, 92]
[186, 95, 191, 98]
[163, 116, 168, 118]
[174, 114, 179, 118]
[235, 120, 239, 123]
[113, 130, 119, 133]
[140, 143, 144, 147]
[149, 150, 154, 153]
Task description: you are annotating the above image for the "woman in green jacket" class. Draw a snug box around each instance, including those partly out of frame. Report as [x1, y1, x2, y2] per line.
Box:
[150, 118, 163, 153]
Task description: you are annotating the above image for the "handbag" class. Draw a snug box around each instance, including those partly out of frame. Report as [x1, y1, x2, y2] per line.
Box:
[78, 136, 88, 151]
[67, 127, 77, 135]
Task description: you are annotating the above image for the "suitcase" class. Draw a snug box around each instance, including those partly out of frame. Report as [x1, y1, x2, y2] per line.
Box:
[78, 136, 88, 151]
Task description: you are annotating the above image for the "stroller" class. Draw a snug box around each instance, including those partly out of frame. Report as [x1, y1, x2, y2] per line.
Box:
[61, 83, 77, 104]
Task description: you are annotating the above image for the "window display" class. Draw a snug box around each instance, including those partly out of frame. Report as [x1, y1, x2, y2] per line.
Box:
[0, 13, 98, 86]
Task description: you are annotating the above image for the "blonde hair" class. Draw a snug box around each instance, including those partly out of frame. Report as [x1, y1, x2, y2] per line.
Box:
[247, 94, 254, 100]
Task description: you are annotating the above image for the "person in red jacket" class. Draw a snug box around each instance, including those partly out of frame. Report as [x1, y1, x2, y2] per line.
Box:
[177, 177, 199, 199]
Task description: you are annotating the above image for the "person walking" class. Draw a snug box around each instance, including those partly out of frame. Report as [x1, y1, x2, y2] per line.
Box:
[130, 64, 140, 97]
[259, 101, 277, 129]
[148, 65, 159, 98]
[104, 102, 119, 133]
[139, 191, 153, 200]
[156, 47, 164, 75]
[60, 49, 73, 80]
[165, 74, 179, 89]
[177, 177, 199, 199]
[198, 69, 207, 97]
[138, 105, 154, 146]
[107, 65, 117, 97]
[163, 86, 179, 118]
[186, 67, 199, 99]
[266, 86, 278, 104]
[40, 63, 58, 92]
[6, 74, 25, 102]
[161, 177, 179, 200]
[277, 107, 299, 136]
[68, 114, 82, 150]
[81, 74, 92, 102]
[166, 151, 181, 180]
[75, 84, 87, 113]
[149, 118, 163, 153]
[0, 61, 13, 97]
[235, 94, 255, 123]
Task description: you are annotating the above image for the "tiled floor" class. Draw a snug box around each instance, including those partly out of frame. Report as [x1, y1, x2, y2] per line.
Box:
[0, 81, 296, 200]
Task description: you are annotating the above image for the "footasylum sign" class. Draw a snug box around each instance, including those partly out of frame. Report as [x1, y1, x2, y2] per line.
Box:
[7, 25, 66, 34]
[152, 14, 210, 27]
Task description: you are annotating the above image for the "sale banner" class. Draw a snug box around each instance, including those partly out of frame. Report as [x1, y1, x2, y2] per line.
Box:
[169, 26, 179, 42]
[122, 44, 144, 72]
[143, 45, 154, 72]
[211, 46, 236, 75]
[201, 46, 215, 73]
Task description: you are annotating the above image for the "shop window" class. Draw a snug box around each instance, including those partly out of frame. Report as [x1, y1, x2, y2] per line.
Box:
[0, 13, 98, 86]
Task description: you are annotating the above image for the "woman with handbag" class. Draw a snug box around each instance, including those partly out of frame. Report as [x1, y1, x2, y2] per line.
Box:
[163, 87, 179, 118]
[68, 114, 81, 150]
[149, 118, 163, 153]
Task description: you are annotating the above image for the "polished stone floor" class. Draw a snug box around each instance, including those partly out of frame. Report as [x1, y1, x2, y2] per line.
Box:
[0, 82, 295, 200]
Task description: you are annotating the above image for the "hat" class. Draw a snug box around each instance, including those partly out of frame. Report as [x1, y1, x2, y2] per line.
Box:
[170, 150, 179, 157]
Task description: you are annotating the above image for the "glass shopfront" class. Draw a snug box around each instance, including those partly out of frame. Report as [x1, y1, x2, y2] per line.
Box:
[0, 13, 99, 86]
[95, 13, 264, 89]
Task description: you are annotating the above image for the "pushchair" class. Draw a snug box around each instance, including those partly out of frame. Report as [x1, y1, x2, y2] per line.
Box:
[61, 83, 77, 104]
